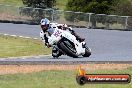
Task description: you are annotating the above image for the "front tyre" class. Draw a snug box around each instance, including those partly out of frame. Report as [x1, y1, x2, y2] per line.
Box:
[58, 39, 78, 58]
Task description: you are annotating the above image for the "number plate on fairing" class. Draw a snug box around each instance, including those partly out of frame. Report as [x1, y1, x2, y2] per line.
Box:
[53, 30, 62, 38]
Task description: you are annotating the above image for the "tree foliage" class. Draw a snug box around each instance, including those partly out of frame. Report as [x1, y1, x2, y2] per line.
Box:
[64, 0, 114, 22]
[112, 0, 132, 16]
[65, 0, 132, 16]
[22, 0, 56, 8]
[65, 0, 114, 14]
[20, 0, 56, 23]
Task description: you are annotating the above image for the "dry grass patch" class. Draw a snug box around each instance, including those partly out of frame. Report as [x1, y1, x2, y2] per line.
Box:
[0, 64, 132, 75]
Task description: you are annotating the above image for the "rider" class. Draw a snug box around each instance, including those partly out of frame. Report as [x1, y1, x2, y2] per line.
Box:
[40, 18, 85, 47]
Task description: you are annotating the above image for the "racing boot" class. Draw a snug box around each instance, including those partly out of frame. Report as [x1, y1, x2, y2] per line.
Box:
[70, 30, 85, 42]
[75, 34, 85, 42]
[52, 45, 62, 58]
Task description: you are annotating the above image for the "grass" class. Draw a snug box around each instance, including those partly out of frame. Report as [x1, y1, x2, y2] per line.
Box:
[0, 0, 68, 10]
[0, 34, 51, 58]
[0, 67, 131, 88]
[56, 0, 68, 10]
[0, 0, 23, 6]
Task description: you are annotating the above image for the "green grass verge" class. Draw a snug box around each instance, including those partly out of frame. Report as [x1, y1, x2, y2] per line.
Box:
[0, 35, 51, 58]
[0, 67, 132, 88]
[56, 0, 68, 10]
[0, 0, 23, 6]
[0, 0, 68, 10]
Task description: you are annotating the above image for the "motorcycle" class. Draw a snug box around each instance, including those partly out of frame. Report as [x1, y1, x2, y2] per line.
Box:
[40, 26, 91, 58]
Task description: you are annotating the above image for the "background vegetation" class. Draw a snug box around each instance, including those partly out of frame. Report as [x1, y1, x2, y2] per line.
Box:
[65, 0, 132, 16]
[65, 0, 114, 14]
[111, 0, 132, 16]
[22, 0, 56, 8]
[0, 0, 23, 6]
[0, 0, 132, 16]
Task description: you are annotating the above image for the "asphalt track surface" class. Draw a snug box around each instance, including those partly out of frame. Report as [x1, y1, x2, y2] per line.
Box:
[0, 23, 132, 64]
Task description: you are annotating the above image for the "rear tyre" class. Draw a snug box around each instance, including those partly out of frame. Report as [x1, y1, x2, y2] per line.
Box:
[82, 45, 91, 57]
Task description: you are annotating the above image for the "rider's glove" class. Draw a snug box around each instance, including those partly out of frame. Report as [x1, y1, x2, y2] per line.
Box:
[45, 43, 51, 48]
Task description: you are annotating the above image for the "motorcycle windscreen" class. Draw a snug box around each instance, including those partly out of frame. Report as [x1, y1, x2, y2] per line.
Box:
[47, 28, 55, 35]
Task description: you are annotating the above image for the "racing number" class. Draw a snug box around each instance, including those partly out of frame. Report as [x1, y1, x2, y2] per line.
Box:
[53, 30, 62, 37]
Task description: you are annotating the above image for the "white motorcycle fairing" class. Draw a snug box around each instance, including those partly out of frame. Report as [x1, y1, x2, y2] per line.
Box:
[48, 28, 86, 56]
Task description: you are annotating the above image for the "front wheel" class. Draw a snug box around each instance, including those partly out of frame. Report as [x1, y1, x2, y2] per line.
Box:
[58, 39, 78, 58]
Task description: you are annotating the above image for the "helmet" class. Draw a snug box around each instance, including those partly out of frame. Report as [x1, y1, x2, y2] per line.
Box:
[40, 18, 50, 25]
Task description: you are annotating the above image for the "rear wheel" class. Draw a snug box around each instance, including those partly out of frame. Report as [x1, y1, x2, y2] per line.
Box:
[82, 45, 91, 57]
[58, 39, 78, 58]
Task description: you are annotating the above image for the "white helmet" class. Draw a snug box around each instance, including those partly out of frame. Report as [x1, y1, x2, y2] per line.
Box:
[40, 18, 50, 25]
